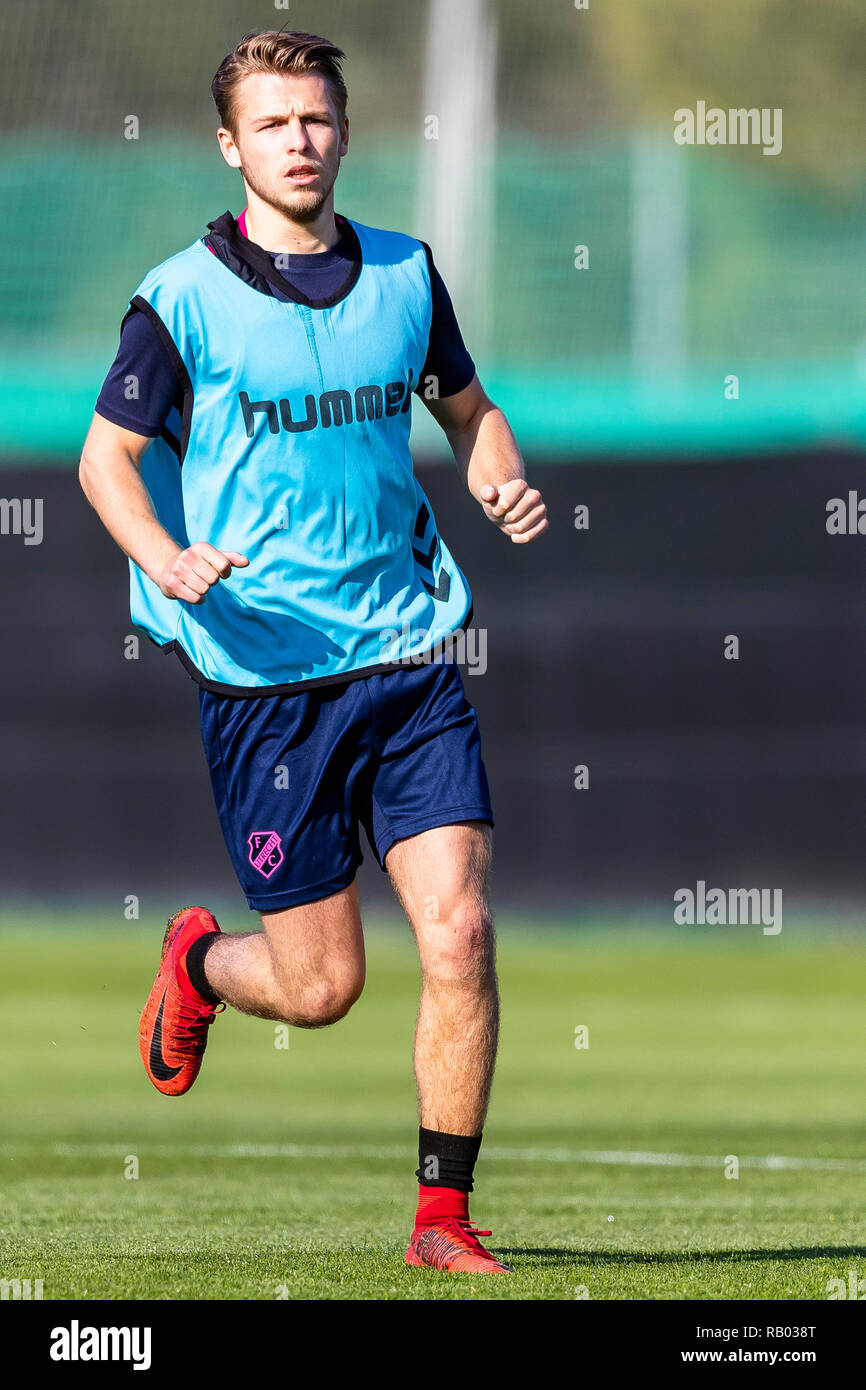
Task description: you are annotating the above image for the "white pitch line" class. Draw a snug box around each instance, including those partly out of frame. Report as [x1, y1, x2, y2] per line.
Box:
[27, 1143, 866, 1173]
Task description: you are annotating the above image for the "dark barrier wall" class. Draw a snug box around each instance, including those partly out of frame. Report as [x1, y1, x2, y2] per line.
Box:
[2, 450, 865, 913]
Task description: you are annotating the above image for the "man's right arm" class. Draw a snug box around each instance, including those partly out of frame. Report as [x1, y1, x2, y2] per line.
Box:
[80, 306, 249, 602]
[79, 414, 248, 603]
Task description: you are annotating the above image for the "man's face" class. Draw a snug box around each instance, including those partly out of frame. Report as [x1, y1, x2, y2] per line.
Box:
[219, 71, 348, 223]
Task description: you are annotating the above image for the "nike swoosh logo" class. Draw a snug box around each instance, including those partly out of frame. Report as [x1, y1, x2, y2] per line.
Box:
[149, 993, 183, 1081]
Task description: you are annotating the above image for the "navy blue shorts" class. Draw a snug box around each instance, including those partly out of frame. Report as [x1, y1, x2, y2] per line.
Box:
[198, 660, 494, 911]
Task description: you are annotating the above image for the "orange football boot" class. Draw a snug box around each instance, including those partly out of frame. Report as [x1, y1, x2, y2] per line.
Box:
[406, 1218, 514, 1273]
[138, 906, 224, 1096]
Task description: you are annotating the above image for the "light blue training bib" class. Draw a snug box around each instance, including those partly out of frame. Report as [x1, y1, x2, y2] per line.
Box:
[127, 217, 472, 692]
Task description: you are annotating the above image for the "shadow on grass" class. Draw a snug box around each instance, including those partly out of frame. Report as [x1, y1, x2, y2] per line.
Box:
[497, 1246, 866, 1265]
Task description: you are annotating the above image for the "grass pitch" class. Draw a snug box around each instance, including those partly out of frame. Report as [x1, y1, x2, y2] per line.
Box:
[1, 908, 864, 1301]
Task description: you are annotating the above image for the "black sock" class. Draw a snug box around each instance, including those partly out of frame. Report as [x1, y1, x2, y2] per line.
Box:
[184, 934, 221, 1004]
[416, 1126, 482, 1193]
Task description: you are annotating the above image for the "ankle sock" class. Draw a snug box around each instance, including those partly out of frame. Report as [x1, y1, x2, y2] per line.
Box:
[415, 1126, 482, 1193]
[183, 933, 221, 1005]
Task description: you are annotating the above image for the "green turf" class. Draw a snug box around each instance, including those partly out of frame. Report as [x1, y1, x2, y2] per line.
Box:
[1, 910, 865, 1300]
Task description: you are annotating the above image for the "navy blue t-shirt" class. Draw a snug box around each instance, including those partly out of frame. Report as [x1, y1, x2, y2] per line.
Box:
[96, 219, 475, 437]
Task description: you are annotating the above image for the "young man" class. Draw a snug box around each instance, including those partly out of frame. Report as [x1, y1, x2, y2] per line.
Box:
[79, 30, 547, 1275]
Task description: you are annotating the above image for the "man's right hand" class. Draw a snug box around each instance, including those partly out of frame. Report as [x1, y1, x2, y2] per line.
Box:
[157, 542, 249, 604]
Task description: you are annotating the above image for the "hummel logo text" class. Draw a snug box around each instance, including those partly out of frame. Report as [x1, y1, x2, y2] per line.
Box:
[239, 370, 415, 437]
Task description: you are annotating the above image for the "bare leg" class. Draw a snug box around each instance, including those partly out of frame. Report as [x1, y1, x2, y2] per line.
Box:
[385, 822, 498, 1135]
[202, 882, 365, 1027]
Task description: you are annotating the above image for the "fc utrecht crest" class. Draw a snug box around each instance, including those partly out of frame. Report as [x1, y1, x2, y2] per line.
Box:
[247, 830, 284, 878]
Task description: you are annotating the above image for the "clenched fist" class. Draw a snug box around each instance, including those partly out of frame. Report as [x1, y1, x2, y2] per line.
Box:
[479, 480, 548, 544]
[157, 541, 249, 604]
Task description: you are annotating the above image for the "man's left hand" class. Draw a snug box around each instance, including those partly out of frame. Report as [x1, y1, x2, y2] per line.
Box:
[479, 480, 548, 544]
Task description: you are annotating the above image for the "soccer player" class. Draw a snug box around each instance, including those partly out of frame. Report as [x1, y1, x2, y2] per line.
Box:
[79, 30, 547, 1275]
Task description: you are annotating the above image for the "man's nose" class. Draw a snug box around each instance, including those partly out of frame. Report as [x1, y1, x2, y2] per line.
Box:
[284, 117, 311, 151]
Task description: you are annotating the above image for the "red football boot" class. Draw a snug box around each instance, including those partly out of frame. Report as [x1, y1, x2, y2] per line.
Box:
[406, 1187, 513, 1273]
[406, 1218, 514, 1273]
[138, 906, 224, 1096]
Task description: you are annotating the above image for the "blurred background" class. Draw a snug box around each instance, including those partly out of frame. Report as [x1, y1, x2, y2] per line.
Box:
[2, 0, 866, 917]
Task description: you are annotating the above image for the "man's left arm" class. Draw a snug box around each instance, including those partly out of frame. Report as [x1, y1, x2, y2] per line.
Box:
[423, 375, 548, 545]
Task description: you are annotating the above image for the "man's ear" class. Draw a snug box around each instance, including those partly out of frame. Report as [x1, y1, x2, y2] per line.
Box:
[216, 127, 242, 170]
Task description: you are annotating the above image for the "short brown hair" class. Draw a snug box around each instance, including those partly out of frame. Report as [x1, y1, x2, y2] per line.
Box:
[212, 30, 347, 135]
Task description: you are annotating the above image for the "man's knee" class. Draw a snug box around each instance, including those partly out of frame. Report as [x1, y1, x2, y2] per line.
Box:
[421, 905, 495, 987]
[278, 968, 365, 1028]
